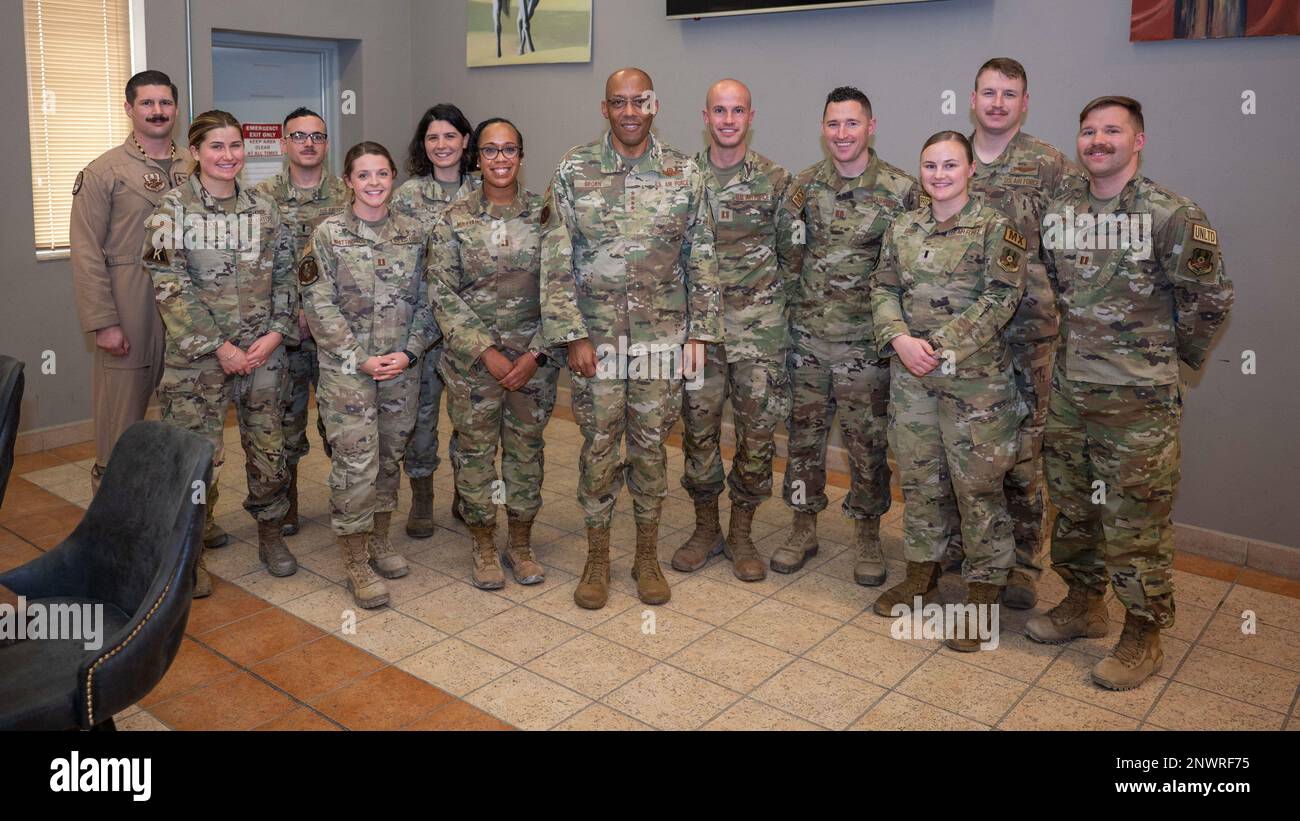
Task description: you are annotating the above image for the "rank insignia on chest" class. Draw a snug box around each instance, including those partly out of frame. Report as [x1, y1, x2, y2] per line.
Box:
[1078, 254, 1091, 266]
[719, 208, 732, 222]
[1192, 224, 1218, 246]
[834, 209, 847, 220]
[1002, 226, 1028, 251]
[143, 172, 167, 193]
[1186, 247, 1215, 276]
[377, 257, 387, 267]
[790, 188, 806, 210]
[662, 166, 681, 178]
[298, 256, 319, 285]
[922, 248, 934, 261]
[998, 247, 1022, 273]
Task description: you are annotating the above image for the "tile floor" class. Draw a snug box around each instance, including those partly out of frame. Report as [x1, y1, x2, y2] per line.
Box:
[4, 406, 1299, 731]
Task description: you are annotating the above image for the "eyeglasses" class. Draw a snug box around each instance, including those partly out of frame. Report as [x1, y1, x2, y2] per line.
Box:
[288, 131, 328, 144]
[479, 144, 520, 160]
[606, 96, 653, 113]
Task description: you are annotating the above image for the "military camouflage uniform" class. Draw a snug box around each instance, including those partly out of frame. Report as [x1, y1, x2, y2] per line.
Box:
[541, 133, 722, 527]
[391, 173, 479, 480]
[967, 130, 1084, 576]
[428, 187, 558, 526]
[254, 170, 350, 466]
[783, 152, 918, 520]
[1041, 174, 1233, 627]
[144, 175, 298, 523]
[299, 209, 436, 535]
[871, 197, 1029, 584]
[681, 149, 797, 508]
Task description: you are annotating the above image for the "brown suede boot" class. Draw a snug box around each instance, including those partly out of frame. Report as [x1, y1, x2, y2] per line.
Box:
[469, 522, 504, 590]
[770, 510, 818, 573]
[341, 533, 388, 608]
[945, 581, 1002, 652]
[406, 476, 434, 538]
[853, 516, 886, 586]
[574, 526, 611, 610]
[873, 561, 942, 616]
[1025, 580, 1109, 644]
[281, 463, 300, 536]
[671, 496, 725, 572]
[723, 504, 766, 581]
[631, 521, 671, 605]
[258, 519, 298, 577]
[192, 549, 212, 599]
[1002, 567, 1038, 610]
[503, 515, 545, 585]
[368, 511, 409, 579]
[1091, 611, 1163, 690]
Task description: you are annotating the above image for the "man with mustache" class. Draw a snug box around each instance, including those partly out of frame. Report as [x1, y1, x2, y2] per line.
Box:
[541, 67, 721, 609]
[70, 71, 189, 495]
[1028, 96, 1234, 690]
[254, 108, 349, 537]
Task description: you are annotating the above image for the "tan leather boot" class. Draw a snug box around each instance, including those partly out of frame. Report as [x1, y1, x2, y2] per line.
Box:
[1002, 567, 1038, 610]
[406, 476, 434, 538]
[469, 523, 504, 590]
[1091, 611, 1163, 690]
[723, 504, 766, 581]
[574, 526, 611, 610]
[341, 533, 388, 609]
[873, 561, 941, 616]
[630, 521, 671, 605]
[258, 519, 298, 577]
[945, 581, 1001, 652]
[770, 510, 818, 574]
[369, 511, 409, 579]
[853, 516, 886, 586]
[281, 463, 300, 536]
[1026, 580, 1108, 644]
[192, 549, 212, 599]
[671, 496, 725, 572]
[503, 515, 545, 584]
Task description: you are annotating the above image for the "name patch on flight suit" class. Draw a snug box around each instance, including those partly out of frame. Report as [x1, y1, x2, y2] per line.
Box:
[576, 180, 611, 190]
[298, 255, 319, 285]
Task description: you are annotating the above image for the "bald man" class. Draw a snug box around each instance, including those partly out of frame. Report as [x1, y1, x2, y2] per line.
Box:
[672, 79, 800, 583]
[541, 68, 722, 609]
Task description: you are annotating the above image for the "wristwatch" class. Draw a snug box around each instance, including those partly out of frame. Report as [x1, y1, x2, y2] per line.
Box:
[528, 350, 547, 366]
[402, 350, 417, 368]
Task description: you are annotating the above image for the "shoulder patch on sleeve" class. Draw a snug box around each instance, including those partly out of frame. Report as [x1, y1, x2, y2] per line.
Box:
[997, 247, 1022, 274]
[72, 171, 85, 196]
[790, 187, 806, 210]
[1002, 226, 1028, 251]
[1191, 224, 1218, 247]
[297, 255, 319, 286]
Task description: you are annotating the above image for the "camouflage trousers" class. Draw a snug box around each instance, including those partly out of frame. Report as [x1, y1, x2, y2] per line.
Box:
[317, 363, 420, 536]
[889, 361, 1025, 585]
[681, 343, 790, 508]
[782, 327, 892, 519]
[157, 347, 290, 524]
[403, 343, 454, 479]
[441, 352, 559, 527]
[282, 340, 330, 466]
[571, 369, 683, 528]
[1043, 367, 1181, 628]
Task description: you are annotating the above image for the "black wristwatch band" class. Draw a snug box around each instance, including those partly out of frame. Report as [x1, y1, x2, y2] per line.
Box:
[402, 349, 417, 367]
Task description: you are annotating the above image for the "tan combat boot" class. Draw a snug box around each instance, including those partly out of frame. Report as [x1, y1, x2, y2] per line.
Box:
[192, 549, 212, 599]
[872, 561, 942, 616]
[369, 511, 409, 579]
[341, 533, 388, 608]
[258, 518, 298, 577]
[853, 516, 886, 586]
[574, 526, 611, 610]
[671, 496, 725, 572]
[945, 581, 1001, 652]
[723, 504, 766, 581]
[630, 521, 671, 605]
[1002, 567, 1037, 609]
[502, 515, 545, 585]
[468, 523, 505, 590]
[406, 476, 435, 538]
[1025, 580, 1108, 644]
[281, 463, 300, 536]
[203, 483, 230, 549]
[770, 511, 819, 574]
[1091, 611, 1163, 690]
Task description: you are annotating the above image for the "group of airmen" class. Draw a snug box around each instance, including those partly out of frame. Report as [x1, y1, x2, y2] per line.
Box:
[70, 56, 1232, 694]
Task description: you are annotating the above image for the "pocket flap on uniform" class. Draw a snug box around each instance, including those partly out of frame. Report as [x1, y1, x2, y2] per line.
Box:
[968, 409, 1020, 448]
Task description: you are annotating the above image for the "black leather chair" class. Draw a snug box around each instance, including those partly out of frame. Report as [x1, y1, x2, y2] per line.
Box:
[0, 354, 24, 510]
[0, 421, 212, 730]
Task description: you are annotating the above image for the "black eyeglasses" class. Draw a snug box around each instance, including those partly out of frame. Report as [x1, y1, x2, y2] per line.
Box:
[288, 131, 328, 144]
[479, 145, 520, 160]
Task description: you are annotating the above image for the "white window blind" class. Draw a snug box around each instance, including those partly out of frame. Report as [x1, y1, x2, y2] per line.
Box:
[23, 0, 133, 252]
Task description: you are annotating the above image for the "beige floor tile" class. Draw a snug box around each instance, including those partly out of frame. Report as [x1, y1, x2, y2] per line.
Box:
[283, 519, 339, 555]
[526, 633, 657, 699]
[533, 534, 598, 577]
[383, 562, 458, 605]
[492, 568, 575, 604]
[895, 654, 1027, 725]
[751, 659, 885, 730]
[663, 575, 765, 626]
[592, 605, 714, 659]
[703, 698, 821, 731]
[849, 691, 988, 731]
[605, 664, 741, 730]
[24, 463, 91, 488]
[772, 571, 880, 622]
[554, 703, 652, 731]
[1113, 600, 1213, 644]
[999, 688, 1139, 730]
[298, 544, 348, 583]
[117, 710, 171, 731]
[1171, 569, 1232, 611]
[394, 580, 514, 634]
[281, 583, 381, 633]
[525, 578, 640, 629]
[233, 567, 332, 606]
[406, 536, 475, 581]
[725, 598, 842, 655]
[396, 637, 516, 697]
[459, 605, 580, 665]
[804, 624, 932, 688]
[203, 542, 264, 581]
[1199, 612, 1300, 672]
[940, 628, 1063, 683]
[668, 629, 797, 692]
[465, 668, 591, 731]
[1146, 682, 1286, 730]
[1173, 645, 1300, 714]
[1223, 585, 1300, 633]
[1036, 648, 1167, 720]
[336, 608, 446, 663]
[848, 607, 945, 651]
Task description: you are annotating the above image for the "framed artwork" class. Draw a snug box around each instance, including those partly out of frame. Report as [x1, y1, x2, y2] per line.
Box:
[1131, 0, 1300, 41]
[467, 0, 593, 67]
